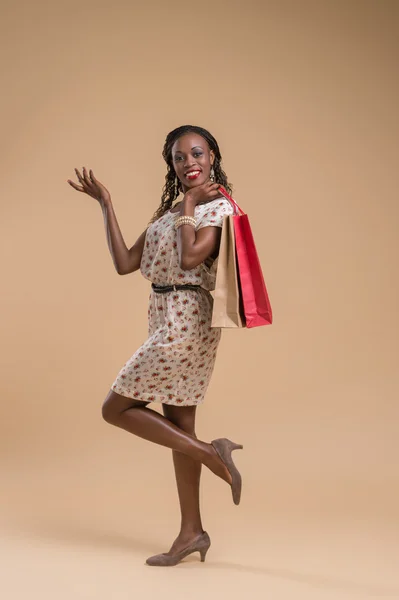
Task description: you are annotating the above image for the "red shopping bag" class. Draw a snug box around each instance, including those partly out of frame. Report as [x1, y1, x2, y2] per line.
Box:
[218, 186, 273, 328]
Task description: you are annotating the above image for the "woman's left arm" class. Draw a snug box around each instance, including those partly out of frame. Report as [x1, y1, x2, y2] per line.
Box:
[177, 195, 222, 271]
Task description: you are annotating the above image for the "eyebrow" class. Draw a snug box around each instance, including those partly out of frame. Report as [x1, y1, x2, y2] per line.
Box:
[174, 145, 204, 154]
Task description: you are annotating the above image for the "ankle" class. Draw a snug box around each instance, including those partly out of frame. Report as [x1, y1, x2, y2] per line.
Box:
[198, 441, 215, 464]
[178, 527, 204, 539]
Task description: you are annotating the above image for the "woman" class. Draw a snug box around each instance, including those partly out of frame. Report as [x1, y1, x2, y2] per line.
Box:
[67, 125, 243, 566]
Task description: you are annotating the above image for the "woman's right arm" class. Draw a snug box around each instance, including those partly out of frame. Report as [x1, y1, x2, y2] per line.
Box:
[101, 199, 147, 275]
[67, 167, 147, 276]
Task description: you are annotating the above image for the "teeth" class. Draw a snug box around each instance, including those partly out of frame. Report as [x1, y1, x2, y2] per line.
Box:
[186, 171, 200, 177]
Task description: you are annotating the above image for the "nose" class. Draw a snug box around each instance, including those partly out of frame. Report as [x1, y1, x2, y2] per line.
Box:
[184, 156, 196, 169]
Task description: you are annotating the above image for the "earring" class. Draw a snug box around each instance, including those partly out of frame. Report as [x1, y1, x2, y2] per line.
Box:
[174, 176, 180, 193]
[210, 167, 215, 182]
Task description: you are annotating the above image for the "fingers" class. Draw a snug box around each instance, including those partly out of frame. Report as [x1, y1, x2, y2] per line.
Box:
[68, 180, 85, 192]
[208, 183, 221, 196]
[82, 166, 92, 187]
[82, 167, 93, 189]
[74, 167, 92, 188]
[74, 168, 85, 185]
[67, 167, 93, 194]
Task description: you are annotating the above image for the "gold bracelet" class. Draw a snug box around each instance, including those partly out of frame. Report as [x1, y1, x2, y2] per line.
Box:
[175, 215, 196, 224]
[174, 216, 197, 230]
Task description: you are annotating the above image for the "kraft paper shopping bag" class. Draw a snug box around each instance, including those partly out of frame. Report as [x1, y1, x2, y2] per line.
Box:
[211, 214, 245, 328]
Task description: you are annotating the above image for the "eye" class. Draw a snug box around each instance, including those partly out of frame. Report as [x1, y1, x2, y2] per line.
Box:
[193, 152, 203, 157]
[174, 156, 183, 161]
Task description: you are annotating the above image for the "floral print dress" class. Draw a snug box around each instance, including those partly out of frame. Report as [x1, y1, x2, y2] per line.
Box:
[110, 197, 234, 406]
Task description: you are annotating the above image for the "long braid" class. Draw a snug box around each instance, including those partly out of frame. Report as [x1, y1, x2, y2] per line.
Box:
[148, 125, 233, 226]
[212, 157, 230, 193]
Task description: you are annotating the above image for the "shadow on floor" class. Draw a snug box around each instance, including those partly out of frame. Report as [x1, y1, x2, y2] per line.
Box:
[15, 520, 158, 554]
[203, 561, 399, 597]
[8, 520, 399, 597]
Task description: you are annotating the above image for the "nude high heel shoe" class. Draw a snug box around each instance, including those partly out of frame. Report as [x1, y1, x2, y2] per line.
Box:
[211, 438, 243, 505]
[145, 531, 211, 567]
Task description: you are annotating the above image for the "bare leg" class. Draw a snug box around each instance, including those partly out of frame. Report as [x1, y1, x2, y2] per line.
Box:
[160, 404, 204, 555]
[102, 390, 232, 485]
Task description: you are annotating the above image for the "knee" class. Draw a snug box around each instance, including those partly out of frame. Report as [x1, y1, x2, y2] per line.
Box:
[102, 393, 147, 425]
[102, 398, 118, 425]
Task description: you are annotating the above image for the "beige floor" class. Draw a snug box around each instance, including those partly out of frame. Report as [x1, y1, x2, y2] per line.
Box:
[2, 460, 398, 600]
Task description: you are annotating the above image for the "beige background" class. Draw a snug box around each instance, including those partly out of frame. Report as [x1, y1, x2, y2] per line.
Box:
[1, 0, 398, 598]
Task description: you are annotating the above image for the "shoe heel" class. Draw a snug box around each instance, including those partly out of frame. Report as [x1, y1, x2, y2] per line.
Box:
[200, 546, 209, 562]
[230, 442, 243, 451]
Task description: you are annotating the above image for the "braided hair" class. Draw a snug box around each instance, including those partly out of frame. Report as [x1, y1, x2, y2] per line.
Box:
[148, 125, 233, 225]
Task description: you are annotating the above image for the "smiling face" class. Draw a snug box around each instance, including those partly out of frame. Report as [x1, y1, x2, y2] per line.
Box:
[171, 133, 215, 193]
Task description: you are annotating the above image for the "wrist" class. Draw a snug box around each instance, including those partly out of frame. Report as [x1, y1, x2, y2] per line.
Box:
[182, 191, 195, 204]
[180, 194, 196, 216]
[101, 201, 112, 215]
[101, 196, 112, 208]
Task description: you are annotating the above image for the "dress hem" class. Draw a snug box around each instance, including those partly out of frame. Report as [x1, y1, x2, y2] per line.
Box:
[110, 384, 204, 406]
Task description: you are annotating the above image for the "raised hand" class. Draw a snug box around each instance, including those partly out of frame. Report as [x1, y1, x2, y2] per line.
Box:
[67, 167, 111, 205]
[184, 180, 222, 207]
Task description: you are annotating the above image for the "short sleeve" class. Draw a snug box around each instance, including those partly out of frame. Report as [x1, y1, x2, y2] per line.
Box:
[195, 198, 234, 230]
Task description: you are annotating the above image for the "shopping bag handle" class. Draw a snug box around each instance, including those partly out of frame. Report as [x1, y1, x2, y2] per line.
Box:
[218, 186, 245, 215]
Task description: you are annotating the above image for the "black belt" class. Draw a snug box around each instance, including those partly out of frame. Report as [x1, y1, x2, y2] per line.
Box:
[151, 283, 202, 294]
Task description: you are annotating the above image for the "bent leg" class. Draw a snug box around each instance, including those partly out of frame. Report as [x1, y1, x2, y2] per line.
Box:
[102, 390, 232, 484]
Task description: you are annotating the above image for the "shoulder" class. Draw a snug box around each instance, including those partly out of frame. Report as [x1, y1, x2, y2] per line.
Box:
[199, 197, 234, 214]
[195, 196, 234, 230]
